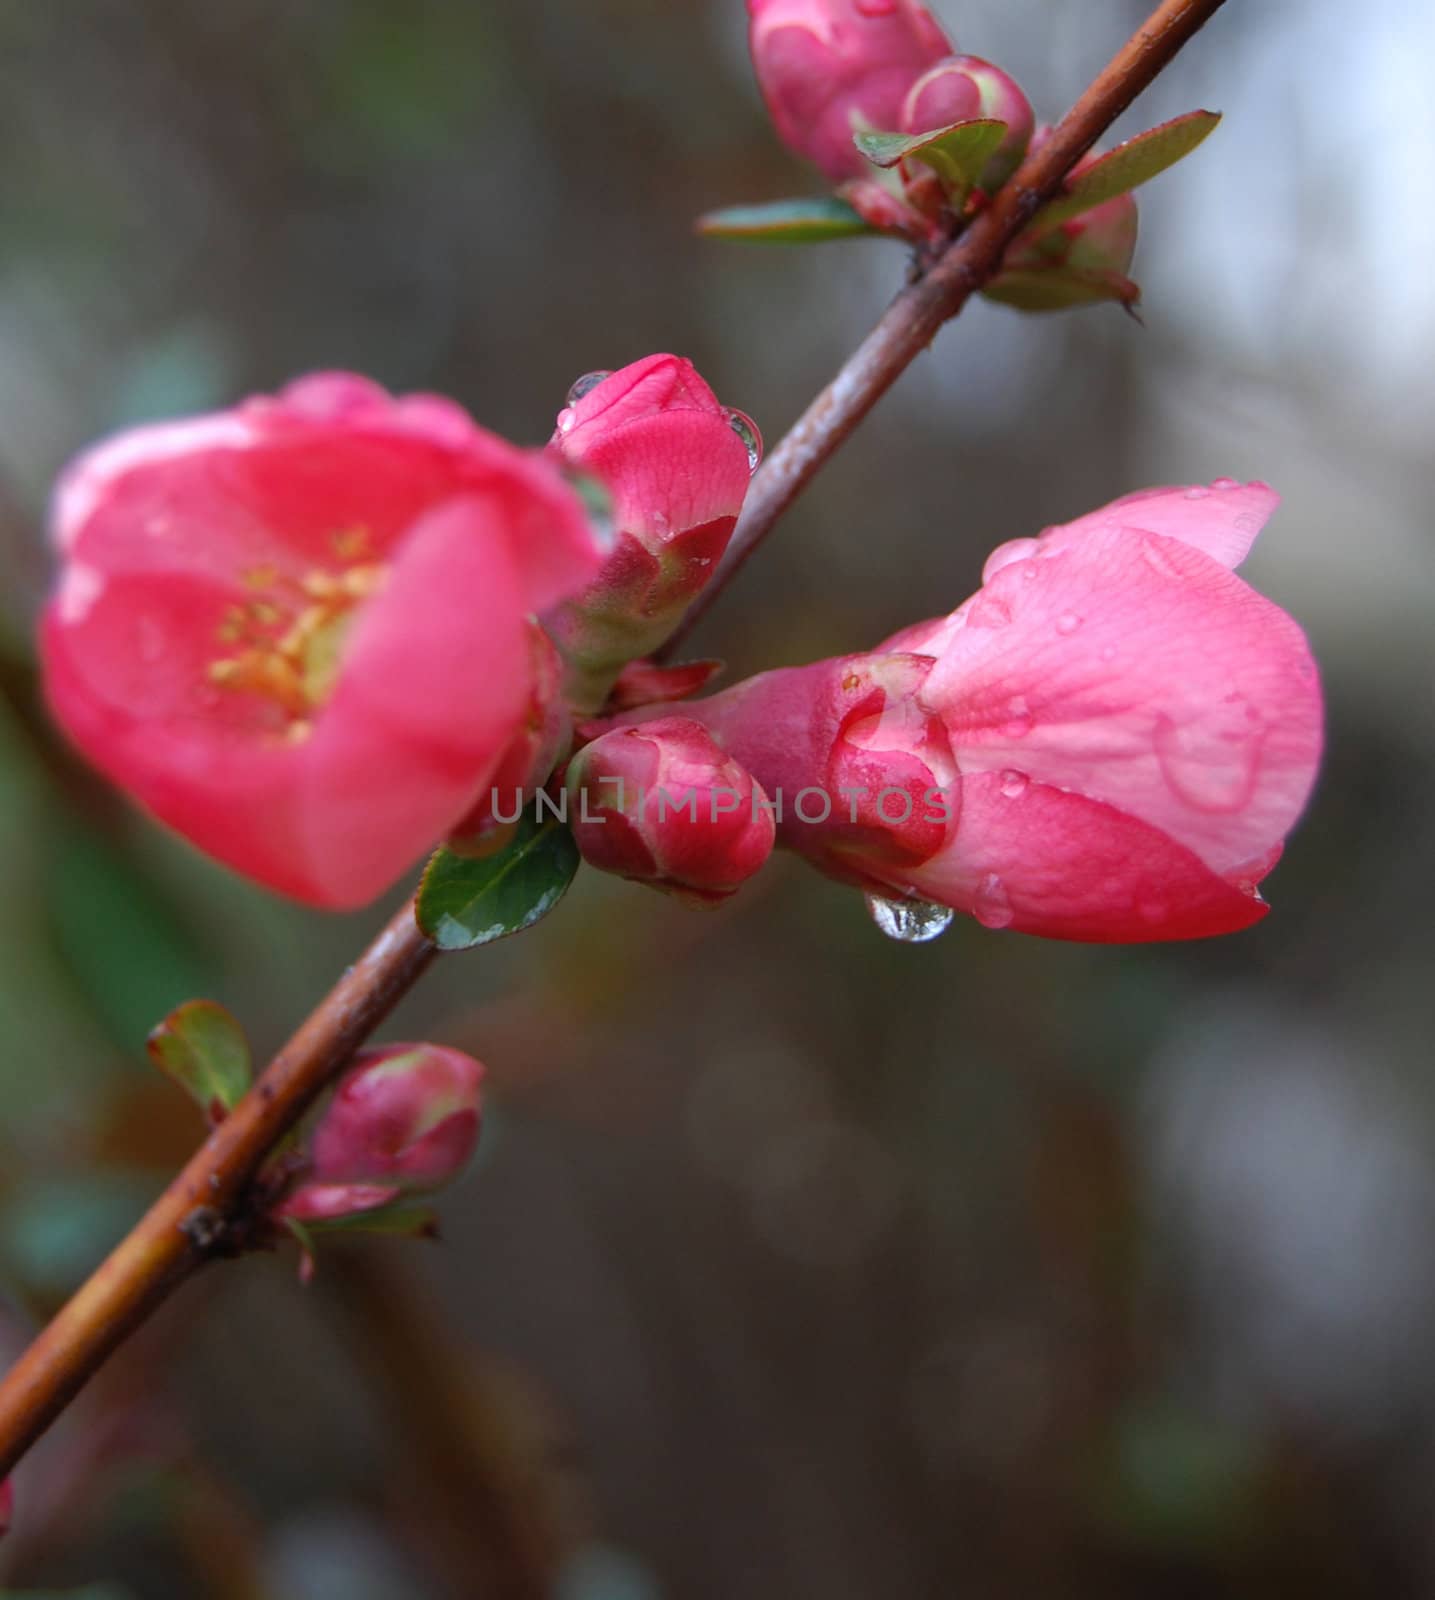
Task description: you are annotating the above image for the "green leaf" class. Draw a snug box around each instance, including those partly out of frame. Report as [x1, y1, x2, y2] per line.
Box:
[982, 266, 1142, 314]
[696, 197, 878, 243]
[1026, 110, 1220, 235]
[146, 999, 252, 1123]
[855, 119, 1008, 192]
[417, 812, 581, 951]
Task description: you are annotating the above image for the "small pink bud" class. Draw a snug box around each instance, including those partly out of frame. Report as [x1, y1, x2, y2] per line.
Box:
[278, 1043, 484, 1222]
[900, 55, 1035, 190]
[748, 0, 952, 182]
[565, 718, 775, 905]
[545, 356, 757, 710]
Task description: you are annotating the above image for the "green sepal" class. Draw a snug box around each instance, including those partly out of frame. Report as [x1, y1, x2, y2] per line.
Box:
[1025, 110, 1220, 235]
[417, 810, 581, 952]
[696, 196, 879, 243]
[146, 999, 252, 1125]
[982, 266, 1142, 314]
[855, 119, 1008, 192]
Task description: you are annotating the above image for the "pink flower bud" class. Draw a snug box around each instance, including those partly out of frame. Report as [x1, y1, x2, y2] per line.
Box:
[545, 356, 757, 710]
[565, 718, 775, 904]
[656, 483, 1323, 942]
[748, 0, 953, 182]
[279, 1043, 484, 1222]
[40, 375, 606, 908]
[900, 55, 1035, 190]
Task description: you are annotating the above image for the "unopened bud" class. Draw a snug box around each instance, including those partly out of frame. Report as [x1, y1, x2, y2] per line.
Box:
[279, 1043, 484, 1223]
[565, 718, 775, 904]
[900, 55, 1034, 191]
[747, 0, 952, 182]
[545, 356, 757, 710]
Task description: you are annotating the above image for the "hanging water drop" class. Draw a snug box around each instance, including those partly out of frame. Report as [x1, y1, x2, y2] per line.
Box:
[1055, 611, 1082, 636]
[566, 370, 612, 406]
[1211, 476, 1239, 490]
[999, 769, 1029, 800]
[1184, 486, 1210, 501]
[725, 408, 764, 472]
[973, 873, 1015, 930]
[865, 893, 955, 944]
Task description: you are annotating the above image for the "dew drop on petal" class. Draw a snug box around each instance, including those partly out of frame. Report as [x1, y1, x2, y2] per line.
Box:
[999, 696, 1034, 739]
[1099, 644, 1117, 663]
[973, 873, 1015, 930]
[865, 893, 955, 944]
[1233, 511, 1261, 535]
[1212, 476, 1240, 490]
[1154, 710, 1265, 813]
[565, 370, 611, 406]
[1055, 611, 1082, 636]
[725, 408, 764, 472]
[1184, 486, 1211, 501]
[999, 769, 1029, 800]
[1140, 534, 1185, 582]
[982, 538, 1041, 584]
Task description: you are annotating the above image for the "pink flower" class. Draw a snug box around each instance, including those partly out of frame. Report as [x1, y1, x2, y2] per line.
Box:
[545, 355, 757, 709]
[41, 375, 605, 908]
[278, 1042, 484, 1223]
[748, 0, 952, 182]
[565, 718, 776, 904]
[662, 482, 1323, 942]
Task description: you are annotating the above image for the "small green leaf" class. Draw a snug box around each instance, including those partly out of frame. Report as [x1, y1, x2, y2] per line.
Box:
[696, 196, 878, 243]
[146, 999, 252, 1122]
[1026, 110, 1220, 235]
[855, 119, 1007, 192]
[983, 266, 1142, 314]
[417, 812, 581, 951]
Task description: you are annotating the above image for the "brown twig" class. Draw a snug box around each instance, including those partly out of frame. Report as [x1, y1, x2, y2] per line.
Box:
[0, 0, 1227, 1487]
[665, 0, 1230, 651]
[0, 897, 434, 1478]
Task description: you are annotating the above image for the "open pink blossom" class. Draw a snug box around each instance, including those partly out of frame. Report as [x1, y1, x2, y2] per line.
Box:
[656, 481, 1323, 942]
[545, 354, 757, 709]
[747, 0, 952, 182]
[41, 375, 606, 907]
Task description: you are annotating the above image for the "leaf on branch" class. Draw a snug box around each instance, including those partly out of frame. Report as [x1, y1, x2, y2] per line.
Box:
[982, 266, 1143, 314]
[146, 999, 252, 1124]
[696, 197, 879, 243]
[417, 812, 581, 951]
[855, 119, 1008, 192]
[1025, 110, 1221, 235]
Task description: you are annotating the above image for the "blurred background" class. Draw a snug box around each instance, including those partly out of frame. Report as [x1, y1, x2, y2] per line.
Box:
[2, 0, 1432, 1595]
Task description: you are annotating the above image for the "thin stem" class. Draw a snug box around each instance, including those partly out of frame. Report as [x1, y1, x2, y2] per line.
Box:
[665, 0, 1230, 651]
[0, 897, 434, 1478]
[0, 0, 1228, 1485]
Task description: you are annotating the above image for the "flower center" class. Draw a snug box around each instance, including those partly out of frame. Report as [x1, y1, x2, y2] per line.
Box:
[208, 530, 387, 739]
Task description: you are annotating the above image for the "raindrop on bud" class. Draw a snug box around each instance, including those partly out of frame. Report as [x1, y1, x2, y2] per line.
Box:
[566, 370, 612, 406]
[865, 893, 955, 944]
[725, 408, 764, 472]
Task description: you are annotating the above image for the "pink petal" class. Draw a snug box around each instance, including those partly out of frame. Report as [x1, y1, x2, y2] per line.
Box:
[922, 525, 1322, 877]
[1040, 480, 1280, 571]
[898, 770, 1269, 942]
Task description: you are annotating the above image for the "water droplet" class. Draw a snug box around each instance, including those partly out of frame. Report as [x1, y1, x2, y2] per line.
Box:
[999, 770, 1029, 800]
[725, 408, 763, 472]
[1099, 644, 1117, 663]
[565, 370, 611, 406]
[973, 873, 1014, 930]
[968, 591, 1013, 629]
[1211, 476, 1239, 490]
[982, 538, 1040, 584]
[1154, 709, 1265, 813]
[1055, 611, 1082, 636]
[999, 695, 1033, 739]
[1184, 486, 1210, 501]
[1233, 511, 1261, 535]
[865, 893, 955, 944]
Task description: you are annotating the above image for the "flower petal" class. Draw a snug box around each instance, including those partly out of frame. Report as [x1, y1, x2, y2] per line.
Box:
[1040, 480, 1280, 571]
[922, 525, 1322, 876]
[898, 770, 1269, 942]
